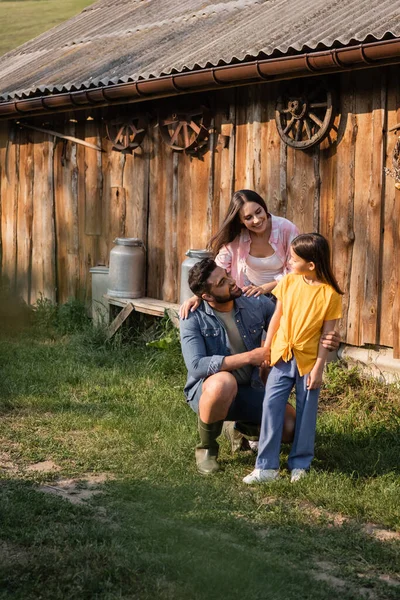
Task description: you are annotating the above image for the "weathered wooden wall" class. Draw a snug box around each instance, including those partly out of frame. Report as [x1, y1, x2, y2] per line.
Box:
[0, 67, 399, 353]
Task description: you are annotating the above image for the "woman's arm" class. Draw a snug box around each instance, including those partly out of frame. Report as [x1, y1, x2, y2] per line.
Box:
[307, 319, 338, 389]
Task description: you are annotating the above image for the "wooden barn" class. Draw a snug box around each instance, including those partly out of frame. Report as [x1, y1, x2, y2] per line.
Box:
[0, 0, 400, 365]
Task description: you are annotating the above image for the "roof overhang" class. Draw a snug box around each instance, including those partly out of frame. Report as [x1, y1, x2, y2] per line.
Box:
[1, 37, 400, 121]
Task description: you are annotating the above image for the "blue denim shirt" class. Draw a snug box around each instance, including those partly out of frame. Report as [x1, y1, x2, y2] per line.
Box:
[180, 295, 275, 402]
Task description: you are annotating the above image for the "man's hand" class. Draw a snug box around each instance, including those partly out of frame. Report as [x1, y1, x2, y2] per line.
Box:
[247, 347, 269, 366]
[320, 330, 340, 351]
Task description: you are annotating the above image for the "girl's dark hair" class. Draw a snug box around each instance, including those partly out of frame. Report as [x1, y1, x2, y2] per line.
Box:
[291, 233, 344, 295]
[208, 190, 269, 256]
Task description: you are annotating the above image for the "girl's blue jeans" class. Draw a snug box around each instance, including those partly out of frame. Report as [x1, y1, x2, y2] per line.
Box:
[256, 357, 320, 471]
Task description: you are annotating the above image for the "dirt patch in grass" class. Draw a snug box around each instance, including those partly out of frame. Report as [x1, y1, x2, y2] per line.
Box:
[0, 451, 19, 473]
[39, 473, 115, 505]
[313, 560, 378, 600]
[27, 460, 61, 473]
[261, 495, 400, 541]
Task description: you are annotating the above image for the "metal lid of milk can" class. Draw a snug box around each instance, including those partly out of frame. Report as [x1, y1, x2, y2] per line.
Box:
[113, 237, 144, 247]
[185, 249, 213, 259]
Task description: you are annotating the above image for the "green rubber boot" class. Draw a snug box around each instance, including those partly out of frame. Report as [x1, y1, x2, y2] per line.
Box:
[195, 418, 223, 475]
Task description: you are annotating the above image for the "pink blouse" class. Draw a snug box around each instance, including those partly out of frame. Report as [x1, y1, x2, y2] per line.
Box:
[215, 214, 300, 288]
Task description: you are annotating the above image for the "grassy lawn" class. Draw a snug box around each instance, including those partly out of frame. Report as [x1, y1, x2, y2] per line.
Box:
[0, 300, 399, 599]
[0, 0, 95, 56]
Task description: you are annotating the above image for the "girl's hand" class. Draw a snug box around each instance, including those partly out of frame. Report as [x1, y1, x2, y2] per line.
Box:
[179, 296, 201, 319]
[261, 346, 271, 366]
[307, 365, 323, 390]
[259, 362, 271, 385]
[242, 284, 264, 298]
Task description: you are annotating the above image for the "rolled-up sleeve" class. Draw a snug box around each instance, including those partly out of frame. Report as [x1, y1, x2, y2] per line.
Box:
[180, 316, 225, 379]
[215, 245, 232, 272]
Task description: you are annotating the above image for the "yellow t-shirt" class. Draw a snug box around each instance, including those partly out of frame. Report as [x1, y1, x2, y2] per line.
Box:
[271, 273, 342, 376]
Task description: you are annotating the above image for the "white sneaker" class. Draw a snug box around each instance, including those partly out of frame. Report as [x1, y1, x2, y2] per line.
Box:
[290, 468, 307, 483]
[243, 468, 279, 484]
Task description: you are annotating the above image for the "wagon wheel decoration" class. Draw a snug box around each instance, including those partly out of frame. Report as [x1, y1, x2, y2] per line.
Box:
[158, 106, 212, 153]
[106, 115, 147, 151]
[275, 81, 335, 149]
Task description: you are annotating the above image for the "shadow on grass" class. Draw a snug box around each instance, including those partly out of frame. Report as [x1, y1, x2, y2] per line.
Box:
[0, 476, 399, 600]
[315, 424, 400, 476]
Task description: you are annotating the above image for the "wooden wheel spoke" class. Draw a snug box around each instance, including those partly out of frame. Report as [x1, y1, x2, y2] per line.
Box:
[115, 125, 125, 143]
[309, 102, 327, 108]
[169, 123, 183, 146]
[308, 112, 323, 128]
[161, 118, 179, 126]
[304, 118, 312, 140]
[296, 120, 303, 141]
[183, 123, 190, 148]
[284, 118, 295, 135]
[189, 121, 201, 135]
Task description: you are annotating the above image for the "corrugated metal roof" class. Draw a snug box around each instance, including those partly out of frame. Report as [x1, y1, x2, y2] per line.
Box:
[0, 0, 399, 101]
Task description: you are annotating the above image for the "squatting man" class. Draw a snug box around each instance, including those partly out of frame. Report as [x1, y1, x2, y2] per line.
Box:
[179, 258, 340, 475]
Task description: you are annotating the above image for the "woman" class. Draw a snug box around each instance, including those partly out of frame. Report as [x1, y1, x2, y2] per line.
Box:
[180, 189, 299, 318]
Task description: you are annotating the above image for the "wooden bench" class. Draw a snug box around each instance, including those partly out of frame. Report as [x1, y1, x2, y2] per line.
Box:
[104, 295, 180, 338]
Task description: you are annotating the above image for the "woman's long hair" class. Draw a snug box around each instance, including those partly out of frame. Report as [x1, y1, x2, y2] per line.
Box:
[208, 190, 270, 257]
[291, 233, 343, 294]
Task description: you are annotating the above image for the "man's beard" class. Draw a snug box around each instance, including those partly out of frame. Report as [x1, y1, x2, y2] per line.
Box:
[212, 284, 242, 304]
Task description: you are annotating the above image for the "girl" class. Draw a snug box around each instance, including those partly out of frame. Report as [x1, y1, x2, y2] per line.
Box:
[180, 190, 299, 318]
[243, 233, 343, 484]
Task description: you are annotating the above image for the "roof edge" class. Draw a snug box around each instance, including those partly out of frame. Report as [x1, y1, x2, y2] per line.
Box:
[1, 38, 400, 120]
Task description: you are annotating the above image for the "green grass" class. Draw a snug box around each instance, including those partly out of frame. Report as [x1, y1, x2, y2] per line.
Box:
[0, 306, 399, 599]
[0, 0, 95, 56]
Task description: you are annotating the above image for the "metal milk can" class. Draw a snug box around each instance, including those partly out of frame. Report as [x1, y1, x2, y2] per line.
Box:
[107, 238, 145, 299]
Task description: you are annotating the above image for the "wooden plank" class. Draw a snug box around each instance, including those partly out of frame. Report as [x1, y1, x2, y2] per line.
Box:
[0, 122, 18, 290]
[162, 150, 178, 302]
[264, 82, 286, 216]
[31, 131, 56, 303]
[380, 68, 400, 350]
[76, 117, 99, 304]
[212, 90, 236, 234]
[105, 294, 179, 322]
[361, 71, 385, 345]
[347, 71, 379, 346]
[234, 86, 249, 190]
[319, 113, 340, 246]
[332, 73, 356, 342]
[16, 127, 34, 303]
[106, 302, 134, 339]
[108, 147, 127, 243]
[123, 134, 149, 244]
[54, 121, 79, 304]
[147, 124, 171, 299]
[84, 119, 102, 236]
[286, 144, 315, 234]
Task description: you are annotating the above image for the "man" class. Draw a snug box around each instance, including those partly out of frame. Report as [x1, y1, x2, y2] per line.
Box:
[179, 258, 339, 475]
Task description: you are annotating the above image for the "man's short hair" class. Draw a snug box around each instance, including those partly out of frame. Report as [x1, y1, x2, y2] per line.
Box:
[188, 258, 217, 297]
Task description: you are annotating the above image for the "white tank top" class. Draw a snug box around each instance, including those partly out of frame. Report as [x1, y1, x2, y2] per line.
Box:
[245, 253, 284, 285]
